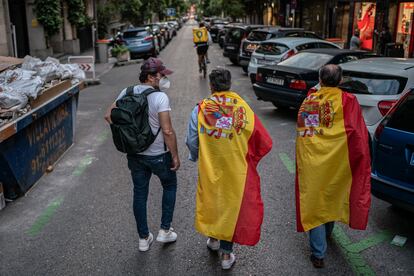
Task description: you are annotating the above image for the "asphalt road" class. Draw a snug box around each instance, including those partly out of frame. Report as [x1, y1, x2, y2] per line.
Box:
[1, 22, 413, 276]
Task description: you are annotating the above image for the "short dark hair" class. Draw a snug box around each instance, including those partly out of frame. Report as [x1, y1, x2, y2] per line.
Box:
[199, 22, 205, 28]
[139, 71, 157, 83]
[209, 68, 231, 91]
[319, 64, 342, 87]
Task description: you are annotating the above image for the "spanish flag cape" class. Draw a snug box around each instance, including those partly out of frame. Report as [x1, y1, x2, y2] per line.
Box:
[195, 91, 272, 245]
[295, 87, 371, 232]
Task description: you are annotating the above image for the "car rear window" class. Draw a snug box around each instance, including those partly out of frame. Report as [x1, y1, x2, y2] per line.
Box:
[278, 52, 332, 69]
[256, 43, 289, 55]
[247, 31, 271, 41]
[387, 92, 414, 133]
[341, 74, 407, 95]
[227, 28, 243, 43]
[123, 30, 148, 38]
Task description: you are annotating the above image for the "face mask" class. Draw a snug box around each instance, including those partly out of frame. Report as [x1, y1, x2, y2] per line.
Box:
[159, 76, 171, 91]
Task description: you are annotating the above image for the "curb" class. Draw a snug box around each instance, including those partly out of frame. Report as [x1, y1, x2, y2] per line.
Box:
[115, 59, 142, 67]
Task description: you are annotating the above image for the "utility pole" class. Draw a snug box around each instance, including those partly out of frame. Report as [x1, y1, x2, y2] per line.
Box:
[92, 0, 99, 62]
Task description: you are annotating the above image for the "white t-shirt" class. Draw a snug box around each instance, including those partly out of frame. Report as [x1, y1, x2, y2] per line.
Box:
[116, 84, 171, 156]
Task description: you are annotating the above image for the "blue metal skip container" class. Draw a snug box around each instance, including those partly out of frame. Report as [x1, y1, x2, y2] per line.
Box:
[0, 82, 82, 199]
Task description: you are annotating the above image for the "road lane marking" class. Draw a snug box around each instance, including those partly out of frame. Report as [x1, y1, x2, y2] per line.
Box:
[345, 230, 392, 253]
[97, 129, 110, 144]
[278, 153, 295, 174]
[333, 225, 376, 276]
[72, 155, 94, 176]
[27, 197, 64, 236]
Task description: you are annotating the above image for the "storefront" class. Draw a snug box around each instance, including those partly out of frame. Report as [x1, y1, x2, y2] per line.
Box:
[394, 2, 414, 57]
[353, 2, 377, 50]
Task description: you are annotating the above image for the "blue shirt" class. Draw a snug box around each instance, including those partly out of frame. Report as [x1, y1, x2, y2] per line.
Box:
[185, 105, 199, 161]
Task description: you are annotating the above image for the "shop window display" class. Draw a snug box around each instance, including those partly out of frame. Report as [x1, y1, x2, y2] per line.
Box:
[354, 2, 376, 50]
[397, 2, 414, 57]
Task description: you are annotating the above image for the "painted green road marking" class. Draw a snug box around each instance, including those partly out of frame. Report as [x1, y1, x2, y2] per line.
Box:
[333, 225, 376, 276]
[72, 155, 94, 176]
[97, 129, 110, 144]
[346, 230, 392, 253]
[278, 153, 295, 174]
[27, 197, 64, 236]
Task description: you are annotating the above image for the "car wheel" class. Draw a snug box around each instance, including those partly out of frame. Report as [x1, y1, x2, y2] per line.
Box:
[242, 66, 248, 73]
[230, 57, 239, 65]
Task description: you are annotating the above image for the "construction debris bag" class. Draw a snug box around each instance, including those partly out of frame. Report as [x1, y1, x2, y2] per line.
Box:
[0, 85, 28, 109]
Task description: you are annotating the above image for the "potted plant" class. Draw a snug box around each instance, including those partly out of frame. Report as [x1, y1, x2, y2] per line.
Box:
[111, 45, 130, 62]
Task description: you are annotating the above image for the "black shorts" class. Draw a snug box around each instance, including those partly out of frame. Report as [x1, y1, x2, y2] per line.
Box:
[196, 44, 209, 55]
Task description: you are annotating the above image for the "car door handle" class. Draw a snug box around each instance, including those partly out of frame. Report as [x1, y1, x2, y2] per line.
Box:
[379, 143, 393, 151]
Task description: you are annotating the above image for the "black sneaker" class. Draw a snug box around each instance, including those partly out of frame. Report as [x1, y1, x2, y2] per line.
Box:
[310, 255, 324, 268]
[199, 67, 202, 73]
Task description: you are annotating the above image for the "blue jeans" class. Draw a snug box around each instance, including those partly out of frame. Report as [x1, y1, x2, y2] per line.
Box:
[127, 152, 177, 239]
[309, 222, 335, 259]
[220, 240, 233, 254]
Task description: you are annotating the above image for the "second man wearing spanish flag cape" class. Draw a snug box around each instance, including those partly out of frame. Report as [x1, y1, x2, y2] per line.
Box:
[296, 65, 371, 269]
[186, 68, 272, 270]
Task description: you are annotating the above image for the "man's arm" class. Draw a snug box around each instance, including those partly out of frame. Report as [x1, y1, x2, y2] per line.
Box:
[104, 102, 116, 124]
[185, 106, 199, 161]
[159, 111, 180, 171]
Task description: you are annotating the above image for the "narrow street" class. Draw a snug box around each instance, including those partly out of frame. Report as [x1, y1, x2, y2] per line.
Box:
[1, 23, 413, 275]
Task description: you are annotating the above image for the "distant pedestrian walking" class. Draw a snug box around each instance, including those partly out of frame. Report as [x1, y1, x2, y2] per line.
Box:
[350, 30, 361, 50]
[295, 64, 371, 268]
[105, 58, 180, 252]
[186, 68, 272, 270]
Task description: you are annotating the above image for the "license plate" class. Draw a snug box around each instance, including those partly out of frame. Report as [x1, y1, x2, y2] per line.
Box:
[267, 77, 284, 86]
[410, 153, 414, 166]
[226, 46, 235, 50]
[131, 41, 142, 46]
[211, 34, 216, 37]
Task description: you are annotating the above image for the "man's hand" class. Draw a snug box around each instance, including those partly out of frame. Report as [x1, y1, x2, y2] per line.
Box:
[170, 155, 180, 171]
[105, 102, 116, 124]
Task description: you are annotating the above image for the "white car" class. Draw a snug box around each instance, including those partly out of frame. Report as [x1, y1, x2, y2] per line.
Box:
[339, 58, 414, 138]
[248, 37, 340, 83]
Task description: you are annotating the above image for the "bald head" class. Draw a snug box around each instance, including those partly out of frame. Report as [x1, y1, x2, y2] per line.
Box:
[319, 64, 342, 87]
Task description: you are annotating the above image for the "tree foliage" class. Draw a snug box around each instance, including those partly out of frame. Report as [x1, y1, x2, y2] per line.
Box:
[66, 0, 90, 27]
[34, 0, 62, 36]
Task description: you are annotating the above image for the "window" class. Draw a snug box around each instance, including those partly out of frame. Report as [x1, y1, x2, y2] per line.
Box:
[340, 74, 407, 95]
[278, 52, 333, 69]
[304, 32, 321, 39]
[387, 92, 414, 132]
[296, 43, 318, 51]
[285, 32, 300, 37]
[255, 43, 289, 55]
[247, 31, 271, 41]
[337, 55, 360, 64]
[123, 30, 148, 38]
[317, 42, 339, 49]
[227, 28, 242, 43]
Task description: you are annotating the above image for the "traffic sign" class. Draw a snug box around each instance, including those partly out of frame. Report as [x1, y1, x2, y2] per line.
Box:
[166, 8, 176, 17]
[68, 56, 96, 80]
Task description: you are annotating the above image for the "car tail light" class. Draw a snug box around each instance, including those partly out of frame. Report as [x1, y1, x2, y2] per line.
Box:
[289, 79, 307, 90]
[378, 100, 397, 116]
[281, 49, 295, 61]
[144, 36, 153, 41]
[256, 73, 263, 82]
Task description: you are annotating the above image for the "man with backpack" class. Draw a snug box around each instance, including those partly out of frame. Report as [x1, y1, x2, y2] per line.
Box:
[193, 22, 212, 73]
[105, 57, 180, 252]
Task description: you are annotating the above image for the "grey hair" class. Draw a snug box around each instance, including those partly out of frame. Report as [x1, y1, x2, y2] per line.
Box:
[319, 64, 342, 87]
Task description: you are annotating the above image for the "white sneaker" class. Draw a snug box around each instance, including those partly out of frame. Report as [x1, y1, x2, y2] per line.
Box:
[206, 238, 220, 251]
[138, 233, 153, 252]
[156, 227, 177, 243]
[221, 253, 236, 270]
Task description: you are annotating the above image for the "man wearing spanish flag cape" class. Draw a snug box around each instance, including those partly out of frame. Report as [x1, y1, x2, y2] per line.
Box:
[186, 68, 272, 270]
[296, 65, 371, 268]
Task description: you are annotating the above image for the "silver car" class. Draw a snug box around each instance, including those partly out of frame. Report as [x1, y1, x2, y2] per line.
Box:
[248, 37, 340, 83]
[340, 58, 414, 138]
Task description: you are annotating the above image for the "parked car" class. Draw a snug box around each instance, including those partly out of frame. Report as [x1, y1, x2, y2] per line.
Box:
[122, 27, 159, 59]
[218, 25, 232, 48]
[240, 27, 321, 72]
[253, 49, 376, 109]
[371, 89, 414, 211]
[248, 37, 340, 83]
[223, 24, 268, 65]
[143, 24, 165, 50]
[158, 22, 174, 43]
[209, 19, 227, 42]
[339, 58, 414, 137]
